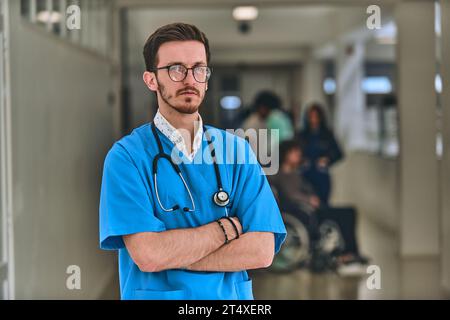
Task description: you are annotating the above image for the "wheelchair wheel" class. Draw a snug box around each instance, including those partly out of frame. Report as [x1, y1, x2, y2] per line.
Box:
[318, 219, 345, 255]
[270, 212, 310, 273]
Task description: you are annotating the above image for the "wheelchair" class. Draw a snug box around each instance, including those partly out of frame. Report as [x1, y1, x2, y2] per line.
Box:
[269, 187, 346, 273]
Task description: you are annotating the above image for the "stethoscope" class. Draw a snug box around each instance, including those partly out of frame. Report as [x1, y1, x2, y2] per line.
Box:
[151, 122, 230, 215]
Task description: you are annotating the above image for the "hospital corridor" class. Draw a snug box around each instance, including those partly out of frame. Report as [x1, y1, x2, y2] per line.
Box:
[0, 0, 450, 301]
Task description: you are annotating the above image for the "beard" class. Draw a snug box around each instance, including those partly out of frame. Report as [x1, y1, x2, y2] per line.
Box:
[157, 80, 204, 115]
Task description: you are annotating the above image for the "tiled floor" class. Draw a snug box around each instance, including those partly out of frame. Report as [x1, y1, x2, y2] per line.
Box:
[250, 213, 447, 299]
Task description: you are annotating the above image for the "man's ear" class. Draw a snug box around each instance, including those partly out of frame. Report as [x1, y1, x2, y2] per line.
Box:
[143, 71, 158, 92]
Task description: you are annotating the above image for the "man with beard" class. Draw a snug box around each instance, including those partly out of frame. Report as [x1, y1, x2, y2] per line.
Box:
[99, 23, 286, 300]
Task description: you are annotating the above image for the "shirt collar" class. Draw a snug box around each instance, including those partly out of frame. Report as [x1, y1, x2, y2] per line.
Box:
[153, 110, 204, 161]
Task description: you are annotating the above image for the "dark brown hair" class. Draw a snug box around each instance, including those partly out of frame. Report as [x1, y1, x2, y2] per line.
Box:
[279, 140, 302, 165]
[143, 22, 211, 72]
[304, 102, 328, 132]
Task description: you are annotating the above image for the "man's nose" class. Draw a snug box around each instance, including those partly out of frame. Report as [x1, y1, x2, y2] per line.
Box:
[183, 69, 197, 85]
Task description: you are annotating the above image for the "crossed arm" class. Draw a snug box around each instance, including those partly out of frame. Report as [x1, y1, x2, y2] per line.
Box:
[123, 217, 275, 273]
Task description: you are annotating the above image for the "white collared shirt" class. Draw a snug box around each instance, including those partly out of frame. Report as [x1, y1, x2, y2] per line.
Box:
[153, 110, 204, 161]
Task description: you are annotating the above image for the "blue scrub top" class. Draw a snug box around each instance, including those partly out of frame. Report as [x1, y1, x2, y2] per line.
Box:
[99, 123, 287, 300]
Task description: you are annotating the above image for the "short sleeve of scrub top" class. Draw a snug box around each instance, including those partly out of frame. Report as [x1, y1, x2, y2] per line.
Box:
[99, 143, 166, 250]
[228, 137, 287, 254]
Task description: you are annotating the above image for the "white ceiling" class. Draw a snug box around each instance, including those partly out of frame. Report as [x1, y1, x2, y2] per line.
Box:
[126, 4, 395, 67]
[118, 0, 401, 8]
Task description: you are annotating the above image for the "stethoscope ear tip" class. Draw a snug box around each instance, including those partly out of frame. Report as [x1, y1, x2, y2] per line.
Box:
[183, 207, 190, 212]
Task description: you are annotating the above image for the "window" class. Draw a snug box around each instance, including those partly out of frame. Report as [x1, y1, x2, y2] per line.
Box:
[35, 0, 47, 28]
[362, 76, 392, 94]
[51, 0, 61, 36]
[220, 96, 242, 110]
[20, 0, 113, 58]
[20, 0, 30, 18]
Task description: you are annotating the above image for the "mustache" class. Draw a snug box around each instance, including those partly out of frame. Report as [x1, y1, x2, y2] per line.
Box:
[177, 87, 200, 96]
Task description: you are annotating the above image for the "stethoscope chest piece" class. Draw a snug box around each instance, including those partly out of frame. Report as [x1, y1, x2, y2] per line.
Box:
[213, 189, 230, 207]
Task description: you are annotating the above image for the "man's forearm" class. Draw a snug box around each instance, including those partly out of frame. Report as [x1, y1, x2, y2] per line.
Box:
[124, 220, 229, 272]
[186, 232, 275, 272]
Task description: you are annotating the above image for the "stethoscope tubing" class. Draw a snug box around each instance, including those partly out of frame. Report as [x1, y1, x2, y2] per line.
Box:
[151, 122, 229, 213]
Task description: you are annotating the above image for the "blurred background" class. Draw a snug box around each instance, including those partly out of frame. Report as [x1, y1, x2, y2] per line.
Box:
[0, 0, 449, 299]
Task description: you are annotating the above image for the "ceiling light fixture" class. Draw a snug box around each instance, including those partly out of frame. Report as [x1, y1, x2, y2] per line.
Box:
[232, 6, 258, 35]
[232, 6, 258, 21]
[37, 10, 62, 24]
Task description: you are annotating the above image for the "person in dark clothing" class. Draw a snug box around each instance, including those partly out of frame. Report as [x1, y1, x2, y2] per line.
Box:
[297, 103, 343, 206]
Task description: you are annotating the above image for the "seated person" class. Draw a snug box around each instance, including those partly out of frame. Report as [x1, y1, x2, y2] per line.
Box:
[269, 140, 368, 266]
[269, 140, 321, 240]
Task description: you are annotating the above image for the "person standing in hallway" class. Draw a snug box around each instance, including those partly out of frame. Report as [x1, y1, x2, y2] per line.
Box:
[241, 93, 271, 154]
[98, 23, 286, 300]
[263, 91, 294, 147]
[241, 90, 294, 157]
[297, 103, 343, 206]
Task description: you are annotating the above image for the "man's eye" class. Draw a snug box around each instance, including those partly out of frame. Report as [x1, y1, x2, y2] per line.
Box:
[171, 65, 185, 73]
[195, 67, 207, 74]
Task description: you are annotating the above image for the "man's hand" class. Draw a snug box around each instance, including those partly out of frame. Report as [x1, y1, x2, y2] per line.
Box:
[123, 220, 227, 273]
[317, 157, 329, 169]
[124, 215, 274, 273]
[186, 232, 275, 272]
[309, 195, 321, 209]
[185, 214, 275, 272]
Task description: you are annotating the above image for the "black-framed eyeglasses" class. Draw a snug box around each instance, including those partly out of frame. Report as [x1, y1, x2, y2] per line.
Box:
[153, 64, 212, 83]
